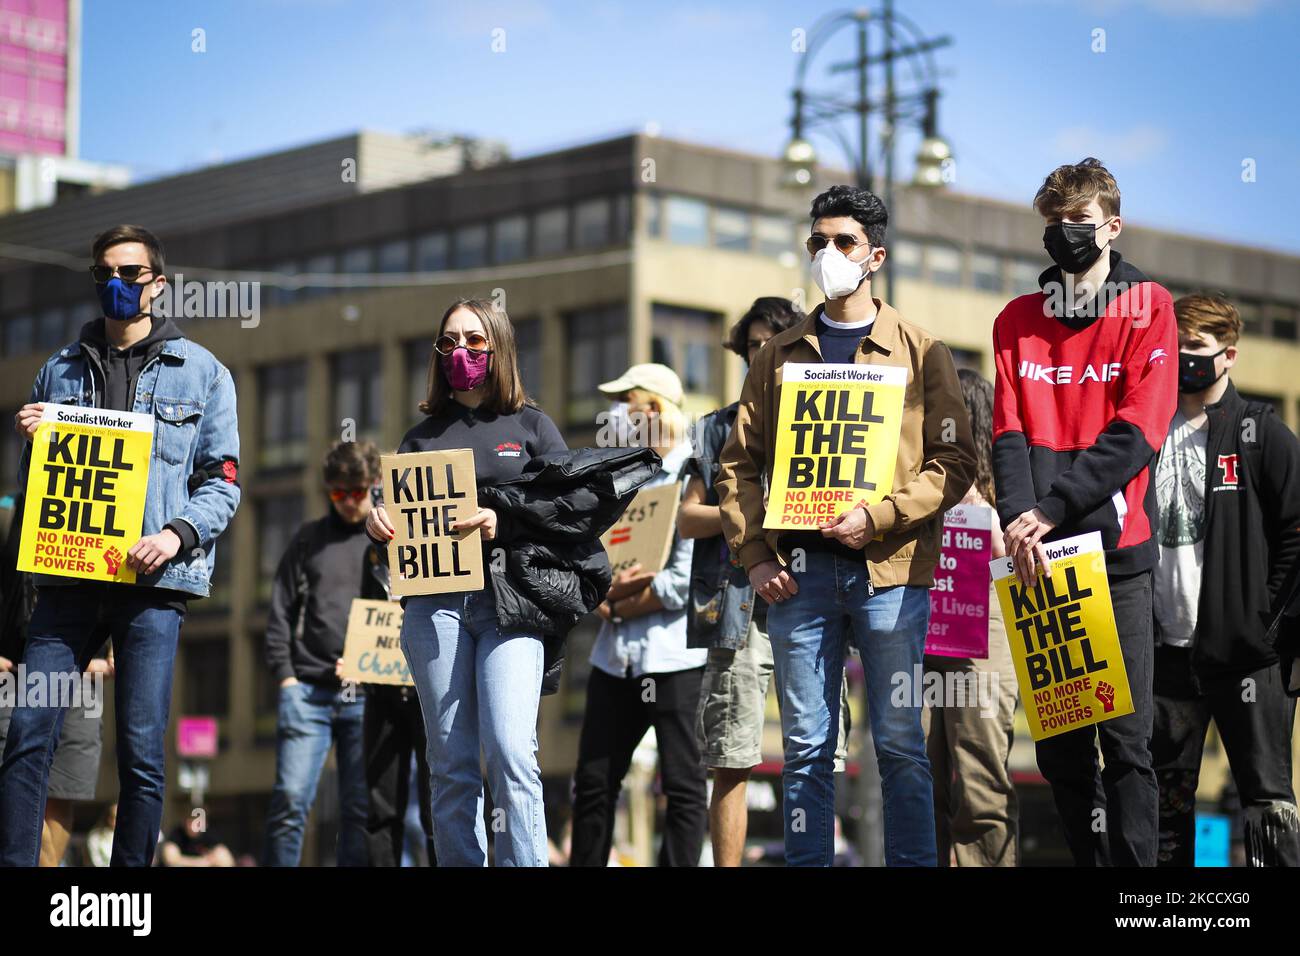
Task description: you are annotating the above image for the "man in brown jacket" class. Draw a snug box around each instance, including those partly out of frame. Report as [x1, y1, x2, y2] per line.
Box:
[716, 184, 976, 866]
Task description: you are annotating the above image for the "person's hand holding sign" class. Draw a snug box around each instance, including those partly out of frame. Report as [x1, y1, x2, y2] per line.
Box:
[14, 402, 44, 441]
[126, 528, 182, 575]
[1005, 507, 1056, 587]
[749, 559, 798, 604]
[367, 504, 395, 542]
[451, 507, 498, 543]
[819, 503, 875, 549]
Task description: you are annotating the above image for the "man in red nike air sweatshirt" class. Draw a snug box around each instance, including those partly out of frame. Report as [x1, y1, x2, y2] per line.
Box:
[992, 158, 1177, 867]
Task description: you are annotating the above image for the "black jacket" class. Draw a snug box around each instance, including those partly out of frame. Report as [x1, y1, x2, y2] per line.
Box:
[479, 445, 661, 694]
[265, 509, 373, 686]
[1172, 382, 1300, 687]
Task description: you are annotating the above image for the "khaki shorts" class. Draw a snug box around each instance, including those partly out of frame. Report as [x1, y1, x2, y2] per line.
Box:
[697, 618, 850, 771]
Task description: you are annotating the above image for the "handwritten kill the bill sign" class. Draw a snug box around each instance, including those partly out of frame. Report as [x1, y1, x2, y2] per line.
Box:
[18, 404, 153, 583]
[764, 363, 906, 530]
[382, 449, 484, 597]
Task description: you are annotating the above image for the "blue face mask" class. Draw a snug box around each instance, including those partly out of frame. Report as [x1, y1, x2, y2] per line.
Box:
[96, 277, 147, 321]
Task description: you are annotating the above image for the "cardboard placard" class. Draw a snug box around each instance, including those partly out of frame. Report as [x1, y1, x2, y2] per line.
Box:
[991, 531, 1134, 741]
[18, 403, 153, 583]
[339, 599, 412, 686]
[926, 504, 993, 658]
[600, 481, 680, 576]
[764, 363, 907, 530]
[382, 449, 484, 596]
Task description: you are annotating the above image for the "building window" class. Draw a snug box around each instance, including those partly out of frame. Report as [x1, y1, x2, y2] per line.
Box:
[494, 215, 528, 263]
[515, 318, 542, 398]
[1008, 259, 1041, 297]
[534, 207, 569, 257]
[332, 349, 383, 442]
[252, 631, 280, 744]
[574, 197, 611, 249]
[377, 239, 411, 273]
[267, 260, 299, 306]
[36, 307, 65, 350]
[566, 305, 627, 426]
[665, 196, 708, 246]
[257, 494, 304, 605]
[712, 207, 751, 252]
[453, 224, 488, 269]
[340, 246, 374, 275]
[181, 639, 229, 719]
[612, 194, 631, 244]
[926, 242, 962, 287]
[415, 232, 450, 272]
[644, 194, 662, 238]
[889, 238, 922, 279]
[302, 253, 336, 300]
[1272, 304, 1298, 342]
[755, 214, 793, 258]
[64, 302, 97, 342]
[406, 338, 433, 425]
[259, 362, 307, 469]
[1237, 299, 1265, 338]
[3, 315, 34, 357]
[650, 303, 723, 401]
[204, 521, 235, 610]
[971, 251, 1003, 292]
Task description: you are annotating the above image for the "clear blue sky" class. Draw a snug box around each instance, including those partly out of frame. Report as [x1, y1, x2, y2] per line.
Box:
[80, 0, 1300, 254]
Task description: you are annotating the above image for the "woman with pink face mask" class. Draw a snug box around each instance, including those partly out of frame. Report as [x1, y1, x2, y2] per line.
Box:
[367, 297, 567, 866]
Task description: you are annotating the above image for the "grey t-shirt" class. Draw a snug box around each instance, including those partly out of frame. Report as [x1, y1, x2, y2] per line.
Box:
[1153, 410, 1208, 647]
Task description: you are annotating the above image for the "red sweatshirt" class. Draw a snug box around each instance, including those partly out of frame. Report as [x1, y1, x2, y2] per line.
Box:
[992, 252, 1178, 575]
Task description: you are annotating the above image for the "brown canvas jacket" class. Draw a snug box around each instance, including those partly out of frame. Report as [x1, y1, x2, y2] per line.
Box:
[716, 299, 976, 588]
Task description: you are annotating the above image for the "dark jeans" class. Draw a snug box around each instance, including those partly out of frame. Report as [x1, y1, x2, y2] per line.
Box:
[1153, 644, 1300, 866]
[363, 684, 436, 867]
[1034, 569, 1158, 866]
[571, 666, 707, 867]
[0, 585, 183, 867]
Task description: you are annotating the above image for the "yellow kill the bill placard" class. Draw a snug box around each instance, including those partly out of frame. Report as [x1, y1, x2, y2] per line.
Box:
[764, 363, 907, 531]
[991, 531, 1133, 741]
[18, 403, 154, 584]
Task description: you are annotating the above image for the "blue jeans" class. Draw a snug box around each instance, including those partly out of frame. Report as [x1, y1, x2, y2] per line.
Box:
[400, 588, 547, 867]
[767, 551, 937, 866]
[264, 681, 368, 866]
[0, 585, 182, 867]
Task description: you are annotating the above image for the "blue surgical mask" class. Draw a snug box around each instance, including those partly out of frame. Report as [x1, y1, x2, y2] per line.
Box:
[96, 277, 147, 322]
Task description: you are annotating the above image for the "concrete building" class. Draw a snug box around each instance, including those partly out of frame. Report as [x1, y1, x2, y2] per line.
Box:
[2, 131, 1297, 863]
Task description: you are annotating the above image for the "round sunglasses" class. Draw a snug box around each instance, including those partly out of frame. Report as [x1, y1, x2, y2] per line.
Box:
[435, 332, 491, 356]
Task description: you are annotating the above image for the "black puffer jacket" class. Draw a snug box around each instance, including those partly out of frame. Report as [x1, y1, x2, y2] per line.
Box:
[480, 446, 661, 694]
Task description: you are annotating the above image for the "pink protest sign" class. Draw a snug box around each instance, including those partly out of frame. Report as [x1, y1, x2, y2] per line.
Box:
[177, 716, 218, 758]
[925, 504, 992, 658]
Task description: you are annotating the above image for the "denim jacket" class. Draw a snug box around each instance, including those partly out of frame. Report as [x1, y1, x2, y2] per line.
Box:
[17, 335, 241, 597]
[685, 403, 759, 651]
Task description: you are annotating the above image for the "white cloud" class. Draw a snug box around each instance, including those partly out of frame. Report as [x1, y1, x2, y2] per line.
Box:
[1050, 124, 1169, 165]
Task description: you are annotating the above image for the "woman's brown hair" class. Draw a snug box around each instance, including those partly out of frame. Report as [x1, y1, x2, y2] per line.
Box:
[419, 298, 530, 417]
[957, 367, 996, 507]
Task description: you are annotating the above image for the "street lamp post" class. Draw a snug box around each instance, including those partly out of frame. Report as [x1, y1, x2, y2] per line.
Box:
[782, 1, 953, 306]
[780, 2, 952, 867]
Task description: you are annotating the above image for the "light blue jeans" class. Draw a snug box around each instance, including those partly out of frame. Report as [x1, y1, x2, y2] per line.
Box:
[264, 682, 368, 867]
[767, 550, 937, 867]
[400, 588, 547, 867]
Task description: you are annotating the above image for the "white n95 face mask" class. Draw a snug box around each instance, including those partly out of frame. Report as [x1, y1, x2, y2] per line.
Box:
[811, 245, 874, 300]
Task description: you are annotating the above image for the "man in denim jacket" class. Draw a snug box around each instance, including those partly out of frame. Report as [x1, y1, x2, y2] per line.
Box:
[0, 225, 240, 867]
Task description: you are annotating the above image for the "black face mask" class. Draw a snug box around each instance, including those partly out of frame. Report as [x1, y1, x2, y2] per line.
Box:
[1043, 221, 1106, 274]
[1178, 347, 1227, 394]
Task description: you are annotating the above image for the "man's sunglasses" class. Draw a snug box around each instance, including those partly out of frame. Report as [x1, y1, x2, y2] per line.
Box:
[435, 332, 491, 356]
[89, 264, 155, 283]
[805, 234, 871, 256]
[328, 488, 370, 503]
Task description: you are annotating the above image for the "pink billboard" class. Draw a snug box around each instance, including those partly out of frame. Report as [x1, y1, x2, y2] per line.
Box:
[177, 716, 219, 759]
[0, 0, 72, 156]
